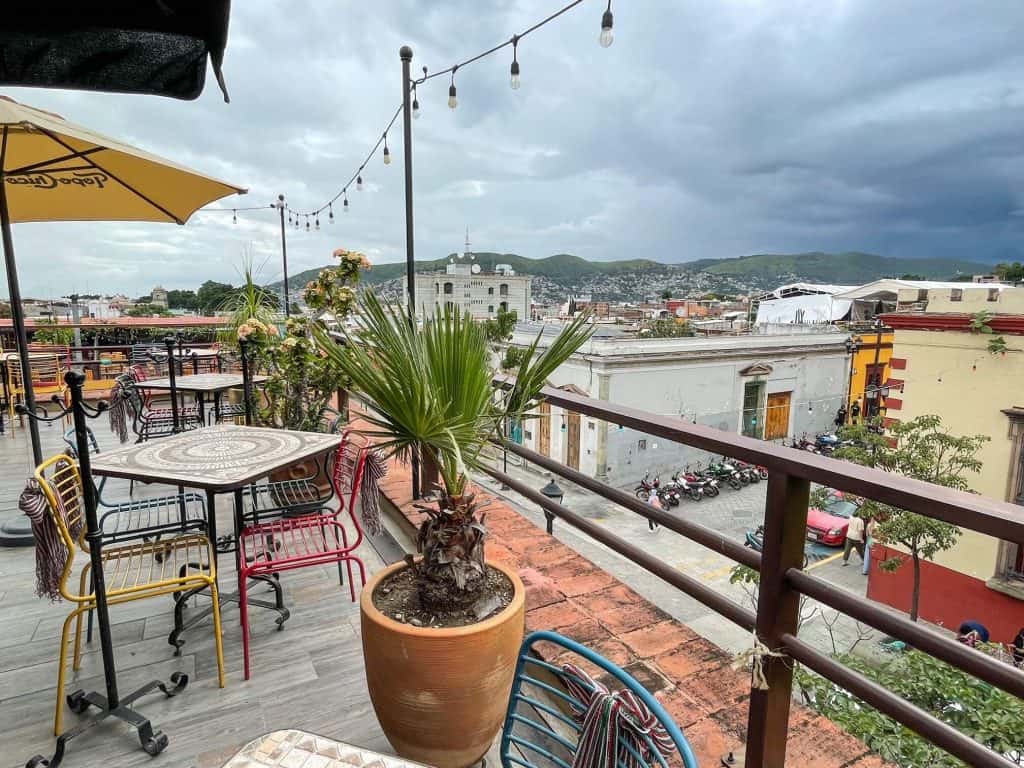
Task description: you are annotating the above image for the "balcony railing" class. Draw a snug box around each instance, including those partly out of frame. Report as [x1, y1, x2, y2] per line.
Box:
[483, 381, 1024, 768]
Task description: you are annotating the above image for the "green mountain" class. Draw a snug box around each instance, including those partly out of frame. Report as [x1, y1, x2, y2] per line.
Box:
[685, 252, 993, 282]
[269, 251, 996, 295]
[272, 252, 668, 291]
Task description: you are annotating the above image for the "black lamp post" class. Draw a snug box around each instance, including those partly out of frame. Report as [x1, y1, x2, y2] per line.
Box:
[844, 335, 860, 424]
[540, 477, 564, 534]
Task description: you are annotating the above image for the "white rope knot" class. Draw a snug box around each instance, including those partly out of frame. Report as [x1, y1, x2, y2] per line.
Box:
[561, 663, 674, 768]
[731, 633, 786, 690]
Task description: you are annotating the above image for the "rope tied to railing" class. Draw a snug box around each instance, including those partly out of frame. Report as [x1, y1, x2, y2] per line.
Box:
[561, 663, 674, 768]
[731, 632, 787, 690]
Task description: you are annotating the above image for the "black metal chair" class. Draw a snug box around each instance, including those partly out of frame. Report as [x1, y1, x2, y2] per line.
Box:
[112, 374, 201, 442]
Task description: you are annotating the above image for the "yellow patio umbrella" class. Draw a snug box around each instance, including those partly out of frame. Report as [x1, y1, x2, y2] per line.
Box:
[0, 94, 247, 470]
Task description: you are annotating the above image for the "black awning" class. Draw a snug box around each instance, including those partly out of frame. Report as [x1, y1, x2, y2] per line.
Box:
[0, 1, 232, 102]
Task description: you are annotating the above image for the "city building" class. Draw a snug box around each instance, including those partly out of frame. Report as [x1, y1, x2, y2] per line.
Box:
[412, 260, 532, 320]
[150, 285, 169, 309]
[507, 325, 849, 483]
[868, 285, 1024, 641]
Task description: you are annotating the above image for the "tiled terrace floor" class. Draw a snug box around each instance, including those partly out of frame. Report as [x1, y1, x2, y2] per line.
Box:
[0, 417, 390, 768]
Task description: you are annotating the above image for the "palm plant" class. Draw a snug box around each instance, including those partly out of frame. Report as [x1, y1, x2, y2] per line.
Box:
[318, 290, 592, 609]
[218, 260, 279, 343]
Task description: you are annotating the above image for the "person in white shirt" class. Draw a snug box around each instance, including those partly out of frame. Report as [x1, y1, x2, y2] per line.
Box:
[647, 488, 661, 532]
[842, 512, 866, 566]
[862, 517, 877, 575]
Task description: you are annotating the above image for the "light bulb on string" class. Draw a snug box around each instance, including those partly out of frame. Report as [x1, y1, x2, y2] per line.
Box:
[510, 36, 521, 90]
[328, 203, 334, 223]
[232, 209, 237, 224]
[356, 171, 364, 191]
[315, 216, 320, 230]
[343, 192, 349, 212]
[448, 67, 458, 109]
[599, 1, 614, 47]
[305, 216, 310, 232]
[382, 133, 391, 165]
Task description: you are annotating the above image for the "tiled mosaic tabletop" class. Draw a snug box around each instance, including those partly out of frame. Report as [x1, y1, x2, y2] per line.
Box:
[222, 730, 431, 768]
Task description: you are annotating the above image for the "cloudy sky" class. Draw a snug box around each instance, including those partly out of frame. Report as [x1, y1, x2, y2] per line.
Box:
[3, 0, 1023, 298]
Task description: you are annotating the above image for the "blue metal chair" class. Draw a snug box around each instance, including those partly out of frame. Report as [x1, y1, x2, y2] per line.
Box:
[500, 630, 699, 768]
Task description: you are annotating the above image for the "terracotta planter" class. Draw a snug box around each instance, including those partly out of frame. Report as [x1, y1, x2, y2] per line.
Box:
[360, 559, 525, 768]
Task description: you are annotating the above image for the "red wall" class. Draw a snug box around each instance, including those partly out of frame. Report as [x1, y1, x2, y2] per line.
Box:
[866, 545, 1024, 643]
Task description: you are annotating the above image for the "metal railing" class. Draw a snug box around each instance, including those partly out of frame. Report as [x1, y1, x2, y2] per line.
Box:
[481, 382, 1024, 768]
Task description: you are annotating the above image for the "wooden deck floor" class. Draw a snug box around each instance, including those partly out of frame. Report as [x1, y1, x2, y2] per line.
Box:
[0, 415, 392, 768]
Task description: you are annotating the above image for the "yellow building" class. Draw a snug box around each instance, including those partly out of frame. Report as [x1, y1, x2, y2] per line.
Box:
[867, 285, 1024, 641]
[845, 326, 894, 423]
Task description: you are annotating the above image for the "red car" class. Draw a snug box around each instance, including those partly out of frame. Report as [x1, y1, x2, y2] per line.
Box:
[806, 496, 861, 546]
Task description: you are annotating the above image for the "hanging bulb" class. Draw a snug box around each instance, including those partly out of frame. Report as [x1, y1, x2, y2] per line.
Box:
[315, 216, 320, 230]
[972, 363, 977, 372]
[305, 217, 310, 231]
[383, 147, 391, 165]
[328, 203, 334, 223]
[510, 37, 521, 90]
[808, 403, 813, 414]
[412, 96, 421, 119]
[232, 210, 237, 224]
[599, 3, 614, 47]
[343, 194, 349, 213]
[448, 67, 458, 109]
[356, 173, 364, 191]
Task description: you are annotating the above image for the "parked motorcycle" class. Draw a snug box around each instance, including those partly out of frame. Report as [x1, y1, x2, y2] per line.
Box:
[707, 459, 743, 490]
[681, 466, 720, 498]
[732, 460, 761, 484]
[669, 472, 706, 501]
[744, 524, 765, 552]
[634, 472, 659, 500]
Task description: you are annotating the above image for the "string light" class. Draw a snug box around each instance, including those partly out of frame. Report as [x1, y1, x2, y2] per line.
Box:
[448, 67, 459, 109]
[315, 215, 320, 230]
[328, 202, 334, 223]
[600, 1, 614, 47]
[382, 133, 391, 165]
[510, 36, 521, 90]
[305, 216, 310, 231]
[356, 170, 364, 191]
[232, 209, 237, 224]
[343, 192, 349, 212]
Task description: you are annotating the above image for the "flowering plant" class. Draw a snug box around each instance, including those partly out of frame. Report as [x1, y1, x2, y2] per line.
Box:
[258, 248, 367, 431]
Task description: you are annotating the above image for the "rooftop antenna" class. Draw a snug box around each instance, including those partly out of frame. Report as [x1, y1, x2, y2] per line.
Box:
[462, 226, 474, 260]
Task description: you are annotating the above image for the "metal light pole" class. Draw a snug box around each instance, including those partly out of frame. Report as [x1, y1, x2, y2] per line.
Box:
[276, 194, 290, 317]
[400, 44, 421, 499]
[844, 336, 860, 424]
[540, 477, 564, 535]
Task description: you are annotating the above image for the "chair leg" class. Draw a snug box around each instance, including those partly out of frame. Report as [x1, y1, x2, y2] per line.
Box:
[55, 608, 83, 736]
[209, 581, 227, 688]
[239, 570, 251, 681]
[73, 567, 92, 670]
[323, 527, 344, 587]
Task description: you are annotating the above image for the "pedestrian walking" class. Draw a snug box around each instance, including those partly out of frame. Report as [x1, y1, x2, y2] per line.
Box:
[862, 516, 877, 575]
[850, 400, 861, 426]
[647, 488, 661, 532]
[842, 511, 866, 566]
[834, 405, 848, 429]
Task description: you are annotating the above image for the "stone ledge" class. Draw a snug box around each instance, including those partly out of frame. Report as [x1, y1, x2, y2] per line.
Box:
[368, 444, 887, 766]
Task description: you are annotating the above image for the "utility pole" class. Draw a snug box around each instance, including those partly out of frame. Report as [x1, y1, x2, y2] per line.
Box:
[276, 194, 290, 317]
[66, 293, 83, 361]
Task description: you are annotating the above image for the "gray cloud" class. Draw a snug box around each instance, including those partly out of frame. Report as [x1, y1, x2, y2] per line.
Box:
[3, 0, 1023, 298]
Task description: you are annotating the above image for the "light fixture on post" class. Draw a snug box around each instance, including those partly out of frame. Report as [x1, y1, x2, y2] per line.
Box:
[275, 194, 291, 317]
[510, 36, 521, 90]
[382, 132, 391, 165]
[599, 0, 614, 47]
[540, 476, 564, 535]
[412, 84, 421, 119]
[448, 66, 459, 109]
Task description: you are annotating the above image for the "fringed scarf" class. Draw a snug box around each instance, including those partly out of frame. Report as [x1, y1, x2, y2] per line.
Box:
[561, 664, 674, 768]
[20, 469, 81, 602]
[359, 449, 387, 536]
[108, 380, 130, 443]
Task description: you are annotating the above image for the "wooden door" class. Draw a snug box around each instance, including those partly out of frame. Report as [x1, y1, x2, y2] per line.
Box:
[538, 401, 551, 456]
[764, 391, 791, 441]
[566, 411, 581, 470]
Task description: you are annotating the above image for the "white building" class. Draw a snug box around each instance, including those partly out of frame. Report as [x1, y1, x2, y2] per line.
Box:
[412, 262, 532, 320]
[508, 326, 850, 484]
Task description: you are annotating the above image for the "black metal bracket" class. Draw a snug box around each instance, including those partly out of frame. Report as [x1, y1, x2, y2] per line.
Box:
[26, 674, 188, 767]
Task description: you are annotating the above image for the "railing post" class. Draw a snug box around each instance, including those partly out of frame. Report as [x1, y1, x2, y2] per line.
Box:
[744, 471, 809, 768]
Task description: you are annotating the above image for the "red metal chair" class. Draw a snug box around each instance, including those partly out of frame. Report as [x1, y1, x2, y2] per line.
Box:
[236, 431, 369, 679]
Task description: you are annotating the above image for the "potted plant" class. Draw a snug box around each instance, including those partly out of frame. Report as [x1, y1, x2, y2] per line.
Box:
[319, 291, 591, 768]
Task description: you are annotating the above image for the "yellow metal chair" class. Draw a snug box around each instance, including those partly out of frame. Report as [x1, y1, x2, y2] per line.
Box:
[35, 454, 227, 736]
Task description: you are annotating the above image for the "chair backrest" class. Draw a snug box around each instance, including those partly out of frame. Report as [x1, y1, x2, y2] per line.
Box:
[129, 363, 148, 383]
[500, 630, 699, 768]
[332, 430, 369, 511]
[113, 373, 145, 420]
[9, 353, 65, 390]
[35, 454, 86, 557]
